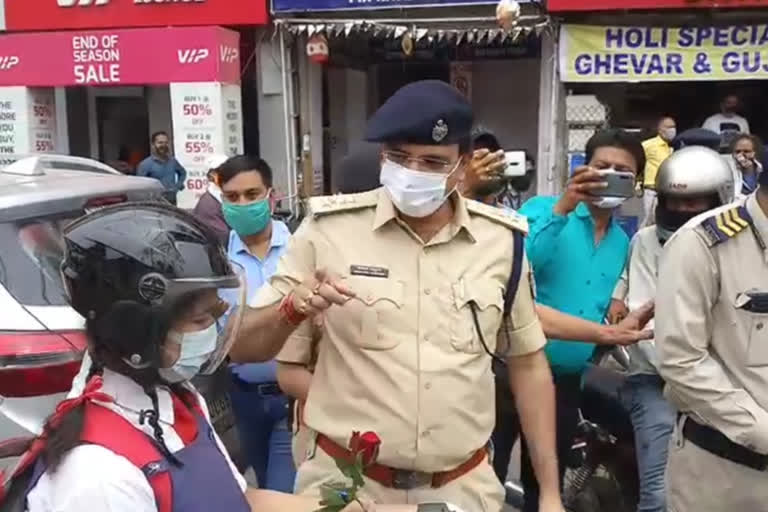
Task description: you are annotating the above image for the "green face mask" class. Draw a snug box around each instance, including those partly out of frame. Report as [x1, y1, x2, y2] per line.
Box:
[222, 199, 271, 237]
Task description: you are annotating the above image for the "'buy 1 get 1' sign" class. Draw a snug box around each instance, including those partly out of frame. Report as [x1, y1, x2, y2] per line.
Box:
[548, 0, 768, 11]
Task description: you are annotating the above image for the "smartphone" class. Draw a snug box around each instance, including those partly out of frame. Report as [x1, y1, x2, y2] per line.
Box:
[590, 169, 636, 198]
[503, 151, 526, 177]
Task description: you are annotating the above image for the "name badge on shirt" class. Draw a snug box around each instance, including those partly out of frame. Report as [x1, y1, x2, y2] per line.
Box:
[350, 264, 389, 279]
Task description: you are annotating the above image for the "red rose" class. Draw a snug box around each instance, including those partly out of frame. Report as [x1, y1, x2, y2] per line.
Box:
[349, 431, 381, 466]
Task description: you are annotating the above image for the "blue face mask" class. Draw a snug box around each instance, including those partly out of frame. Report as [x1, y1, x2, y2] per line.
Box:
[158, 323, 218, 383]
[222, 199, 271, 237]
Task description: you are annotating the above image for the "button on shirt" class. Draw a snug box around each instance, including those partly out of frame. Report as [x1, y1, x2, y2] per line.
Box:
[657, 195, 768, 454]
[137, 155, 187, 192]
[520, 196, 629, 375]
[255, 189, 546, 472]
[228, 220, 290, 383]
[27, 369, 245, 512]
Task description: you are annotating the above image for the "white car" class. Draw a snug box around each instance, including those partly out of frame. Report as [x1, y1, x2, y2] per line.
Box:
[0, 155, 242, 470]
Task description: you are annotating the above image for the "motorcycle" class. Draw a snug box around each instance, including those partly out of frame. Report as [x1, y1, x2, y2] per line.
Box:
[505, 347, 639, 512]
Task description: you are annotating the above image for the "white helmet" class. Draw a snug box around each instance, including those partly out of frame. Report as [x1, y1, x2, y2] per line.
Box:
[654, 146, 734, 243]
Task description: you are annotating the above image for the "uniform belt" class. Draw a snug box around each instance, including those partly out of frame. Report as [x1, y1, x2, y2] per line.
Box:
[315, 433, 488, 490]
[681, 415, 768, 471]
[231, 376, 282, 396]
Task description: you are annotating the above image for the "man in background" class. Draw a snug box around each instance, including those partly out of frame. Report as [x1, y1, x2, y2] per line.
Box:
[641, 116, 676, 222]
[703, 93, 751, 150]
[137, 131, 188, 205]
[193, 153, 230, 244]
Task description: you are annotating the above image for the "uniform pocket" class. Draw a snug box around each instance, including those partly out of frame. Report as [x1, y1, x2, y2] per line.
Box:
[343, 277, 404, 350]
[450, 279, 504, 354]
[734, 295, 768, 367]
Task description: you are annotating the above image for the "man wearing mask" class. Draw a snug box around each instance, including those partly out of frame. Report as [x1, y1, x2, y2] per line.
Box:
[518, 129, 645, 512]
[641, 116, 676, 222]
[610, 147, 734, 512]
[703, 94, 751, 150]
[193, 153, 230, 244]
[219, 155, 296, 493]
[137, 131, 188, 205]
[656, 137, 768, 512]
[230, 80, 565, 512]
[726, 134, 764, 200]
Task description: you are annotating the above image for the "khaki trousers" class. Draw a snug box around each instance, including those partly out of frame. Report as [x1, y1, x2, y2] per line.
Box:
[295, 433, 505, 512]
[291, 401, 312, 470]
[666, 422, 768, 512]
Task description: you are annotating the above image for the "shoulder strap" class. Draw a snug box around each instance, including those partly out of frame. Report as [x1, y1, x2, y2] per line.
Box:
[503, 230, 526, 318]
[308, 190, 379, 219]
[698, 205, 752, 248]
[80, 403, 173, 512]
[465, 200, 529, 234]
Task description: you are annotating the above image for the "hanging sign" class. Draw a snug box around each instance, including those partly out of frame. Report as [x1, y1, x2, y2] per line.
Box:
[0, 87, 57, 166]
[560, 24, 768, 82]
[450, 62, 472, 100]
[170, 82, 244, 209]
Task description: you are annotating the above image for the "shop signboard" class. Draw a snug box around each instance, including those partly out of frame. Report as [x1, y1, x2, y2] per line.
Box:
[273, 0, 531, 13]
[170, 82, 244, 208]
[560, 24, 768, 82]
[0, 87, 57, 166]
[4, 0, 267, 32]
[0, 26, 240, 87]
[548, 0, 768, 11]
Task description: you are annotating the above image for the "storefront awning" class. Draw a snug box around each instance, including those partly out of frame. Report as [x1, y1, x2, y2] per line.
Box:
[0, 26, 240, 88]
[276, 15, 550, 45]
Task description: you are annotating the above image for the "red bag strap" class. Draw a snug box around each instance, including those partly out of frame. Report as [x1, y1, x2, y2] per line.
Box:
[81, 402, 173, 512]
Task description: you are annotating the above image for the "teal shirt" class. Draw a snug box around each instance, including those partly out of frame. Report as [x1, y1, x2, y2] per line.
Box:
[520, 196, 629, 375]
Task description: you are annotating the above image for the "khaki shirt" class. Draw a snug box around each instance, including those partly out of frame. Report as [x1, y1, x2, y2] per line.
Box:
[253, 188, 546, 471]
[656, 193, 768, 454]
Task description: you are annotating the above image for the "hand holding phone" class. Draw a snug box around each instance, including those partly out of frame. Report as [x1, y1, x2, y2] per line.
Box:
[588, 169, 636, 198]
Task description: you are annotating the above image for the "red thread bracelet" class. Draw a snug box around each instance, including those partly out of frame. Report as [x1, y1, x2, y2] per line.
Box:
[279, 292, 308, 326]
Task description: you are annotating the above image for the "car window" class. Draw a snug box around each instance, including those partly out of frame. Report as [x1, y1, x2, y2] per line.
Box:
[0, 214, 80, 306]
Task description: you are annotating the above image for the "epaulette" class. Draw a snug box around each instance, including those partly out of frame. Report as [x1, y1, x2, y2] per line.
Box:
[698, 205, 752, 247]
[307, 190, 378, 219]
[466, 199, 528, 234]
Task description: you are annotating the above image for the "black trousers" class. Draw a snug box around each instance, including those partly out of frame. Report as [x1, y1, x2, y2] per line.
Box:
[520, 373, 583, 512]
[492, 375, 520, 482]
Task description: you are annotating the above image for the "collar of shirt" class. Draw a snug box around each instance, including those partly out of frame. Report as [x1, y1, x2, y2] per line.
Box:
[97, 368, 190, 427]
[372, 188, 475, 243]
[227, 219, 290, 259]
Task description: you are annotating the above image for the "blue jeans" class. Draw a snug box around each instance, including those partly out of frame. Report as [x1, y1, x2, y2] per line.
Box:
[230, 382, 296, 492]
[619, 374, 676, 512]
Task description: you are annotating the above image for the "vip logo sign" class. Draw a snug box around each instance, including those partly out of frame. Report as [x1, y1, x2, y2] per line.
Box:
[57, 0, 109, 6]
[219, 46, 238, 63]
[177, 48, 210, 64]
[0, 57, 19, 70]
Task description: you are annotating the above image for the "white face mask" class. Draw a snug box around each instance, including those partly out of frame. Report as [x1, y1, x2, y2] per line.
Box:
[592, 196, 627, 210]
[661, 127, 677, 142]
[208, 181, 222, 203]
[158, 323, 218, 383]
[379, 159, 458, 218]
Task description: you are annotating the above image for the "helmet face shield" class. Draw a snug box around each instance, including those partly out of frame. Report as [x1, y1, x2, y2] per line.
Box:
[159, 261, 246, 376]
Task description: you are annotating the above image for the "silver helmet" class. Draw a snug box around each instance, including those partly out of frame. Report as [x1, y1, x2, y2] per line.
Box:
[654, 146, 734, 243]
[655, 146, 734, 205]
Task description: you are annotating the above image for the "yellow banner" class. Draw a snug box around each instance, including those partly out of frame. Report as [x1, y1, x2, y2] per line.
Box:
[559, 24, 768, 82]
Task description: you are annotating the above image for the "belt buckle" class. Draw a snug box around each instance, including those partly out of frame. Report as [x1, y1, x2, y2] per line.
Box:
[391, 469, 431, 490]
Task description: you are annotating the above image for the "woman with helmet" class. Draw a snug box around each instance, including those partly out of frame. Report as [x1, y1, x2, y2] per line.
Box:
[21, 203, 400, 512]
[609, 146, 734, 512]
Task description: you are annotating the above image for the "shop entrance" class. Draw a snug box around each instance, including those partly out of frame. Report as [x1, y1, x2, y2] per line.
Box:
[96, 95, 150, 174]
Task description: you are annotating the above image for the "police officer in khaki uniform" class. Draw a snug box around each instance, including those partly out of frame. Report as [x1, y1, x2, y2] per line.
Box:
[657, 170, 768, 511]
[231, 80, 564, 512]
